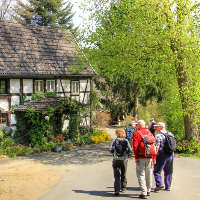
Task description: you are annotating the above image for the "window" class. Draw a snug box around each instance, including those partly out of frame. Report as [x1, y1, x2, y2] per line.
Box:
[0, 114, 7, 128]
[71, 81, 79, 95]
[46, 80, 55, 92]
[0, 80, 6, 94]
[35, 80, 43, 93]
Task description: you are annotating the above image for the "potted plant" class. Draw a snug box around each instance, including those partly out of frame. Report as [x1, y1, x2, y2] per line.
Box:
[52, 135, 65, 152]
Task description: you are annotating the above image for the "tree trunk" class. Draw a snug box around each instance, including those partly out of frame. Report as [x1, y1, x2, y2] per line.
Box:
[176, 58, 199, 142]
[132, 87, 139, 121]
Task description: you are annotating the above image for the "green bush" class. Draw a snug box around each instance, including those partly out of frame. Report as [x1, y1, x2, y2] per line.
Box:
[9, 153, 15, 158]
[0, 130, 3, 141]
[177, 137, 200, 154]
[1, 137, 14, 149]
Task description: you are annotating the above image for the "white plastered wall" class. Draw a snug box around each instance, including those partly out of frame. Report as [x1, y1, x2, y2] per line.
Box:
[71, 95, 79, 101]
[11, 114, 16, 124]
[63, 120, 69, 130]
[80, 92, 90, 104]
[80, 79, 90, 92]
[80, 117, 90, 126]
[23, 79, 33, 93]
[57, 79, 70, 92]
[11, 96, 20, 106]
[57, 93, 70, 97]
[0, 99, 9, 111]
[10, 79, 20, 93]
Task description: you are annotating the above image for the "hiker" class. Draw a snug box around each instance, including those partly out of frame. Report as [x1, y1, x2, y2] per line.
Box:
[148, 118, 156, 136]
[125, 122, 134, 147]
[132, 120, 157, 199]
[153, 122, 175, 192]
[109, 128, 132, 196]
[131, 117, 137, 130]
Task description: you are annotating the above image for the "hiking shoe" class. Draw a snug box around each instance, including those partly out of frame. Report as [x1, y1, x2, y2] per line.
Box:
[139, 194, 147, 199]
[147, 192, 150, 196]
[114, 191, 119, 196]
[121, 188, 126, 193]
[154, 185, 164, 192]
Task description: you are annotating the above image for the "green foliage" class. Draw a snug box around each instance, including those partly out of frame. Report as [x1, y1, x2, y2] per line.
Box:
[1, 137, 14, 149]
[13, 112, 30, 145]
[81, 0, 200, 141]
[13, 0, 79, 36]
[24, 107, 54, 147]
[14, 97, 81, 147]
[177, 137, 200, 154]
[31, 91, 57, 100]
[91, 88, 101, 111]
[20, 94, 27, 104]
[9, 153, 15, 158]
[0, 130, 3, 141]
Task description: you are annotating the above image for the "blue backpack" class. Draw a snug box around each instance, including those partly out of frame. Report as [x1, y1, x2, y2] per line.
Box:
[126, 127, 133, 141]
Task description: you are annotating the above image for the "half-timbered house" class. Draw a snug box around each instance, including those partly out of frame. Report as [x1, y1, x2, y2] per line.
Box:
[0, 20, 96, 130]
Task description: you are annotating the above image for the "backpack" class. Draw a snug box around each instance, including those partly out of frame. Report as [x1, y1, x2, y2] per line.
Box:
[137, 130, 157, 157]
[113, 138, 128, 160]
[161, 132, 177, 153]
[126, 127, 133, 141]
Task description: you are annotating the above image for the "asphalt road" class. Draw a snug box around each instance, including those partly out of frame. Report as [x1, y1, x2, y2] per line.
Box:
[33, 127, 200, 200]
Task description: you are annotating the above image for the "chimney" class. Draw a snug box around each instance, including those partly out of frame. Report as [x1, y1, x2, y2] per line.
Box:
[26, 19, 36, 25]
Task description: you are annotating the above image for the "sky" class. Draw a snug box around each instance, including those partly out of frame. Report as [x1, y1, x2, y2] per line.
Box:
[70, 0, 85, 28]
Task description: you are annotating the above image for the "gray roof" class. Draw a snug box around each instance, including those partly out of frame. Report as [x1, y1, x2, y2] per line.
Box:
[0, 20, 96, 77]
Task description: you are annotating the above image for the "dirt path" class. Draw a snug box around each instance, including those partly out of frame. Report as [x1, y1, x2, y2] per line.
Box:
[0, 157, 63, 200]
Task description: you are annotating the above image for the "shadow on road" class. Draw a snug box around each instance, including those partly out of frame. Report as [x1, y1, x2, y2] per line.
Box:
[72, 187, 140, 198]
[19, 141, 114, 166]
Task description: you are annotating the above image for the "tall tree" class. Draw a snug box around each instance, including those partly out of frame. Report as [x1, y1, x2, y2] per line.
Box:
[0, 0, 15, 20]
[82, 0, 200, 142]
[83, 0, 170, 120]
[12, 0, 79, 35]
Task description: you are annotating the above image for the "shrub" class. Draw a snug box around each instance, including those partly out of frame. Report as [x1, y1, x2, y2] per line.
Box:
[90, 130, 111, 144]
[0, 130, 4, 141]
[1, 137, 14, 149]
[9, 153, 15, 158]
[176, 137, 200, 154]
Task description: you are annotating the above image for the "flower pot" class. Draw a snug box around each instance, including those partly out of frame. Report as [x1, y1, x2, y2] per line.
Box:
[55, 146, 62, 152]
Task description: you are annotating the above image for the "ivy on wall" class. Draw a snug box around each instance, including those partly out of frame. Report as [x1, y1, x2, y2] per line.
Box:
[14, 98, 82, 146]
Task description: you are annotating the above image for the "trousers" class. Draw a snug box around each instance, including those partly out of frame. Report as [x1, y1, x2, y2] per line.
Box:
[136, 158, 153, 195]
[112, 159, 128, 192]
[153, 151, 174, 189]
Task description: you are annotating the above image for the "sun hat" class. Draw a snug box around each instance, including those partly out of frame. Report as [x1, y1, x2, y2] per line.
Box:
[154, 122, 165, 128]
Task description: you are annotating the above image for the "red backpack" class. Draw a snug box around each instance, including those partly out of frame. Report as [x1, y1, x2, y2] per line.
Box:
[137, 130, 157, 157]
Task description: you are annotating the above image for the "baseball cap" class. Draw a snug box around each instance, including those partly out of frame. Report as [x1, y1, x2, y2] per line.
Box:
[154, 122, 165, 128]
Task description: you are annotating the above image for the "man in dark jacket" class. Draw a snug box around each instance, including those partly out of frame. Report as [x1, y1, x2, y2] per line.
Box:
[153, 122, 174, 192]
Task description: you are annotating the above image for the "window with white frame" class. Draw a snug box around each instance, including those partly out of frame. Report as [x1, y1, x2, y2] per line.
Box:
[71, 81, 79, 95]
[35, 80, 44, 93]
[46, 80, 55, 92]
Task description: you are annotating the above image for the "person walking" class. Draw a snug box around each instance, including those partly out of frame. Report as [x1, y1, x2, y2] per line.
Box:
[125, 122, 134, 147]
[153, 122, 174, 192]
[109, 128, 132, 196]
[132, 120, 156, 199]
[148, 118, 156, 136]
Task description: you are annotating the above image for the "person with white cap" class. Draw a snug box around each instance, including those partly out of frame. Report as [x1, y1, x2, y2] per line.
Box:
[153, 122, 174, 192]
